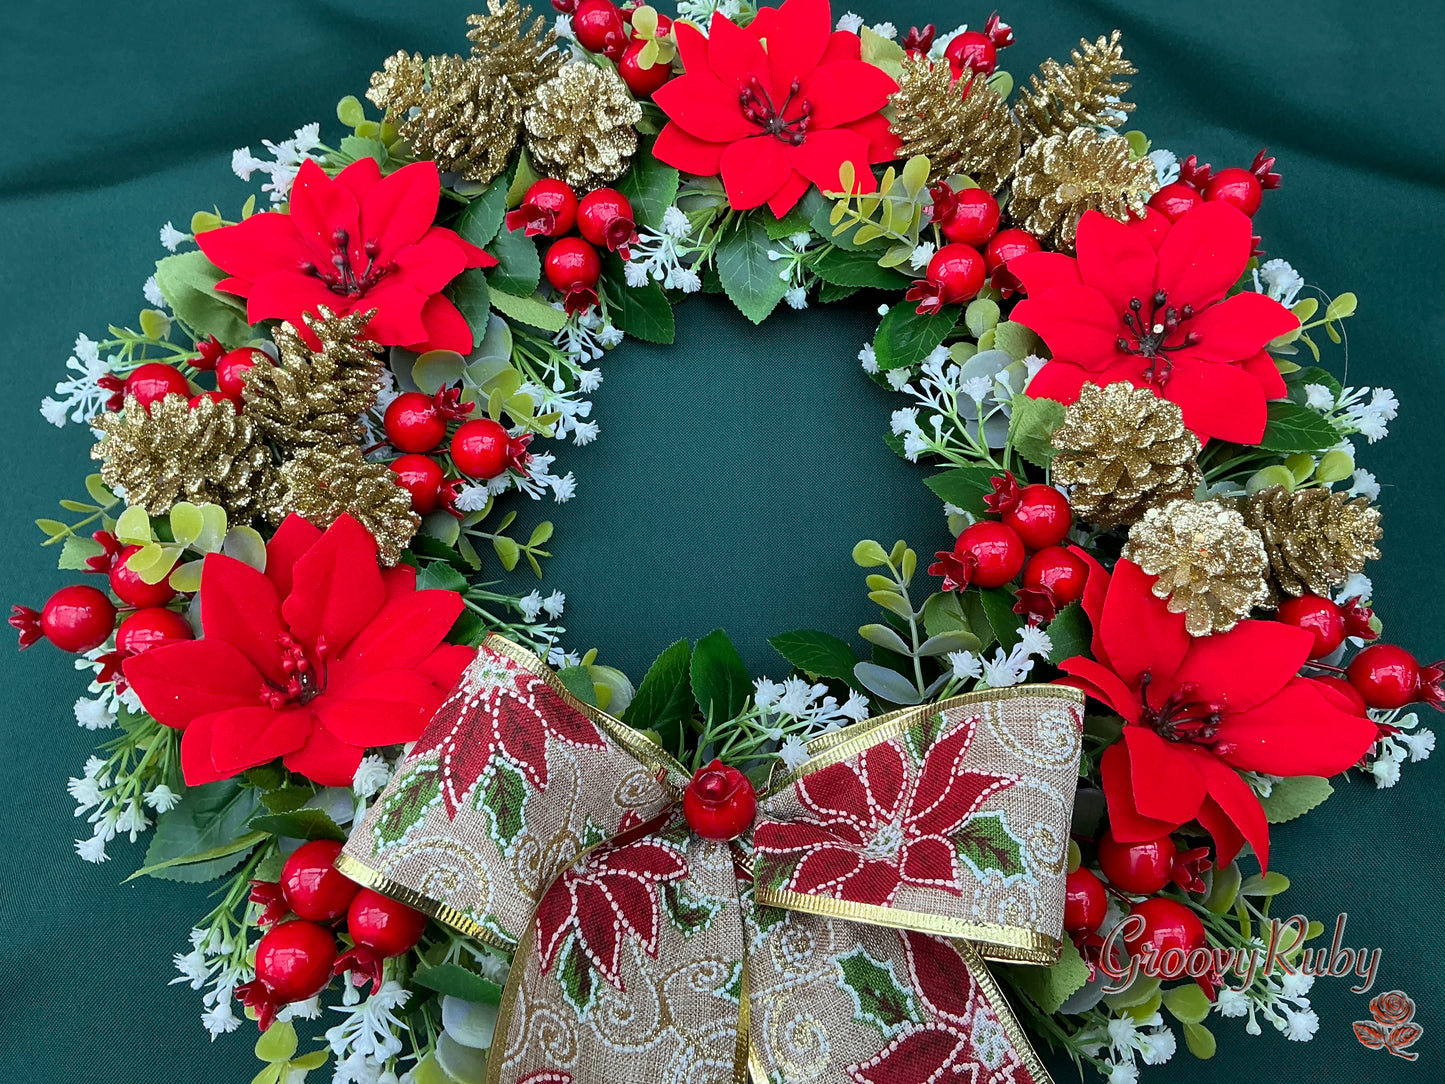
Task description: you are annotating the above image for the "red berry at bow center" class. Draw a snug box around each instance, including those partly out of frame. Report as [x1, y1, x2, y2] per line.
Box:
[280, 840, 361, 922]
[682, 759, 757, 841]
[124, 363, 192, 409]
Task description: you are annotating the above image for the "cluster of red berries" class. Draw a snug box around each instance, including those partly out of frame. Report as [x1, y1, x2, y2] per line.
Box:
[555, 0, 676, 98]
[928, 472, 1079, 617]
[100, 338, 270, 418]
[239, 840, 428, 1030]
[507, 177, 638, 317]
[898, 14, 1014, 77]
[1148, 149, 1282, 223]
[907, 183, 1041, 315]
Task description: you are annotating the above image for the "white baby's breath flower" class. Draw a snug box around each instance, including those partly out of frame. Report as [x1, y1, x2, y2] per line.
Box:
[75, 833, 109, 863]
[949, 651, 983, 681]
[1303, 384, 1335, 412]
[909, 242, 936, 270]
[73, 696, 116, 730]
[143, 275, 167, 308]
[352, 755, 393, 799]
[835, 11, 864, 32]
[144, 784, 182, 812]
[517, 591, 544, 622]
[859, 343, 878, 374]
[159, 221, 191, 251]
[542, 591, 566, 618]
[779, 735, 810, 770]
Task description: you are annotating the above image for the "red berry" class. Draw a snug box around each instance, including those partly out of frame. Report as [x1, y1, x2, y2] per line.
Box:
[938, 187, 1000, 246]
[927, 243, 986, 304]
[576, 188, 637, 254]
[504, 178, 579, 237]
[1097, 830, 1176, 895]
[1022, 546, 1088, 606]
[1313, 675, 1368, 716]
[573, 0, 627, 58]
[39, 585, 117, 653]
[945, 31, 997, 77]
[618, 38, 673, 97]
[115, 607, 192, 656]
[216, 347, 267, 399]
[254, 919, 338, 1003]
[1001, 484, 1072, 550]
[1203, 167, 1264, 216]
[954, 521, 1025, 589]
[188, 391, 236, 411]
[124, 363, 191, 409]
[1347, 643, 1420, 709]
[1124, 898, 1206, 960]
[682, 759, 757, 841]
[109, 545, 177, 608]
[1149, 182, 1204, 222]
[1276, 595, 1346, 659]
[384, 392, 447, 453]
[544, 236, 602, 292]
[280, 840, 361, 922]
[389, 454, 446, 515]
[450, 419, 512, 480]
[346, 889, 428, 958]
[983, 228, 1040, 272]
[1064, 867, 1108, 934]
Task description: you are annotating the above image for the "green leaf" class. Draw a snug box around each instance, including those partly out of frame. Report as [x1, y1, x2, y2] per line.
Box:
[1008, 395, 1066, 468]
[1162, 983, 1212, 1025]
[456, 181, 509, 249]
[1258, 400, 1342, 453]
[413, 352, 467, 396]
[136, 778, 262, 882]
[922, 591, 971, 639]
[1183, 1020, 1216, 1059]
[487, 224, 542, 297]
[623, 639, 693, 748]
[255, 1020, 299, 1063]
[489, 289, 565, 331]
[664, 880, 722, 938]
[1046, 603, 1091, 664]
[153, 251, 252, 347]
[477, 759, 528, 847]
[338, 134, 387, 165]
[964, 298, 1001, 338]
[372, 764, 441, 851]
[1204, 860, 1242, 914]
[248, 808, 347, 842]
[1006, 935, 1090, 1014]
[557, 937, 597, 1017]
[493, 534, 520, 570]
[923, 465, 999, 515]
[955, 810, 1025, 878]
[446, 269, 491, 347]
[417, 562, 469, 592]
[874, 304, 959, 371]
[992, 321, 1042, 361]
[604, 255, 674, 344]
[978, 587, 1024, 651]
[616, 145, 680, 230]
[1239, 871, 1291, 897]
[115, 504, 153, 544]
[58, 533, 104, 571]
[412, 963, 503, 1004]
[852, 661, 921, 705]
[691, 629, 751, 722]
[557, 665, 599, 706]
[259, 787, 312, 813]
[811, 247, 913, 290]
[1289, 364, 1342, 399]
[1259, 775, 1333, 823]
[835, 945, 923, 1039]
[767, 630, 859, 684]
[337, 95, 366, 128]
[716, 216, 791, 324]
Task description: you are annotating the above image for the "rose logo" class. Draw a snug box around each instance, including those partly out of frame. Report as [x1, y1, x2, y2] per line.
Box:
[1354, 990, 1423, 1061]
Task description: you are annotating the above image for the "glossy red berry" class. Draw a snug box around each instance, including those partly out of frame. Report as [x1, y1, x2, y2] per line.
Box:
[1124, 898, 1206, 961]
[115, 607, 193, 656]
[254, 919, 338, 1003]
[39, 585, 116, 653]
[618, 38, 673, 97]
[124, 363, 191, 409]
[1063, 867, 1108, 934]
[347, 889, 429, 958]
[577, 188, 637, 255]
[216, 347, 267, 399]
[384, 392, 447, 453]
[1203, 167, 1263, 216]
[280, 840, 361, 922]
[1347, 643, 1420, 710]
[109, 545, 177, 608]
[954, 521, 1025, 589]
[928, 243, 986, 303]
[1149, 182, 1204, 222]
[450, 418, 512, 480]
[983, 228, 1040, 272]
[573, 0, 628, 59]
[1022, 546, 1088, 606]
[938, 188, 1000, 246]
[1313, 675, 1368, 716]
[1001, 485, 1072, 550]
[504, 177, 579, 237]
[1097, 830, 1176, 895]
[188, 391, 236, 411]
[544, 236, 603, 314]
[682, 759, 757, 841]
[945, 31, 997, 77]
[389, 454, 446, 515]
[1276, 595, 1346, 659]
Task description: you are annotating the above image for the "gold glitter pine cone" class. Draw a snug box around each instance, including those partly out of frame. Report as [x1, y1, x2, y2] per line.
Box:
[1009, 127, 1157, 252]
[524, 62, 642, 191]
[466, 0, 562, 98]
[91, 394, 276, 521]
[887, 57, 1021, 191]
[1123, 499, 1271, 636]
[1014, 30, 1138, 142]
[275, 445, 419, 567]
[1051, 383, 1204, 529]
[1240, 484, 1383, 599]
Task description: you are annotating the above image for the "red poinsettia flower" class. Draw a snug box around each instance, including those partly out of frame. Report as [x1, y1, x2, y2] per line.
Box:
[847, 930, 1029, 1084]
[652, 0, 900, 216]
[197, 158, 496, 354]
[534, 833, 689, 989]
[753, 718, 1015, 905]
[1009, 203, 1300, 444]
[1059, 551, 1377, 868]
[124, 514, 474, 787]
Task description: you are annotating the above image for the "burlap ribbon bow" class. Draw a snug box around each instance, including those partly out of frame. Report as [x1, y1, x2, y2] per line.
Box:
[340, 636, 1085, 1084]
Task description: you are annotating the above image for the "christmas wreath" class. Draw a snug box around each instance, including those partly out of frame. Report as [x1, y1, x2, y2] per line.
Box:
[16, 0, 1434, 1082]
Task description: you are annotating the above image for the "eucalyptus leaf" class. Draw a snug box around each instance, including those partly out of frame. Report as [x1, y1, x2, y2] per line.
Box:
[852, 662, 921, 705]
[859, 623, 912, 655]
[916, 630, 981, 656]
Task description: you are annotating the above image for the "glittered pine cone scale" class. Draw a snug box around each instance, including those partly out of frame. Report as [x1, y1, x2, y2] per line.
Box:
[524, 62, 642, 191]
[1240, 484, 1383, 599]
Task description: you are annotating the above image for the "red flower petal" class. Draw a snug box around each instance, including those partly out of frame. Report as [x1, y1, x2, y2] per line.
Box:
[534, 882, 577, 974]
[179, 715, 227, 786]
[381, 564, 417, 598]
[720, 136, 792, 210]
[1154, 201, 1253, 312]
[1098, 560, 1189, 688]
[313, 671, 445, 748]
[1024, 359, 1093, 406]
[1170, 619, 1312, 712]
[359, 160, 441, 263]
[753, 819, 848, 853]
[288, 160, 362, 267]
[390, 230, 469, 297]
[207, 705, 313, 775]
[1069, 545, 1112, 665]
[199, 553, 289, 684]
[1160, 356, 1269, 444]
[1009, 251, 1082, 295]
[652, 123, 726, 177]
[903, 930, 974, 1023]
[909, 718, 1014, 836]
[1075, 210, 1159, 319]
[1195, 793, 1246, 867]
[789, 845, 865, 895]
[244, 269, 349, 328]
[1123, 725, 1208, 825]
[705, 8, 770, 90]
[1242, 349, 1287, 399]
[844, 112, 902, 163]
[1011, 285, 1126, 370]
[674, 20, 710, 73]
[333, 155, 383, 205]
[333, 590, 463, 677]
[282, 720, 365, 788]
[1100, 742, 1181, 842]
[195, 212, 311, 287]
[766, 171, 813, 218]
[350, 277, 431, 347]
[1176, 291, 1299, 365]
[798, 60, 898, 129]
[124, 639, 265, 729]
[418, 643, 475, 690]
[651, 72, 757, 144]
[265, 514, 323, 601]
[282, 514, 386, 660]
[789, 128, 874, 194]
[820, 29, 863, 64]
[573, 880, 625, 982]
[1214, 679, 1380, 777]
[762, 0, 832, 96]
[1193, 753, 1270, 869]
[1058, 655, 1141, 724]
[405, 293, 476, 355]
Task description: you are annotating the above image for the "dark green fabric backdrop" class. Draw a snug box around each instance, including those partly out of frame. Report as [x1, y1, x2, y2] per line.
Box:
[2, 2, 1442, 1081]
